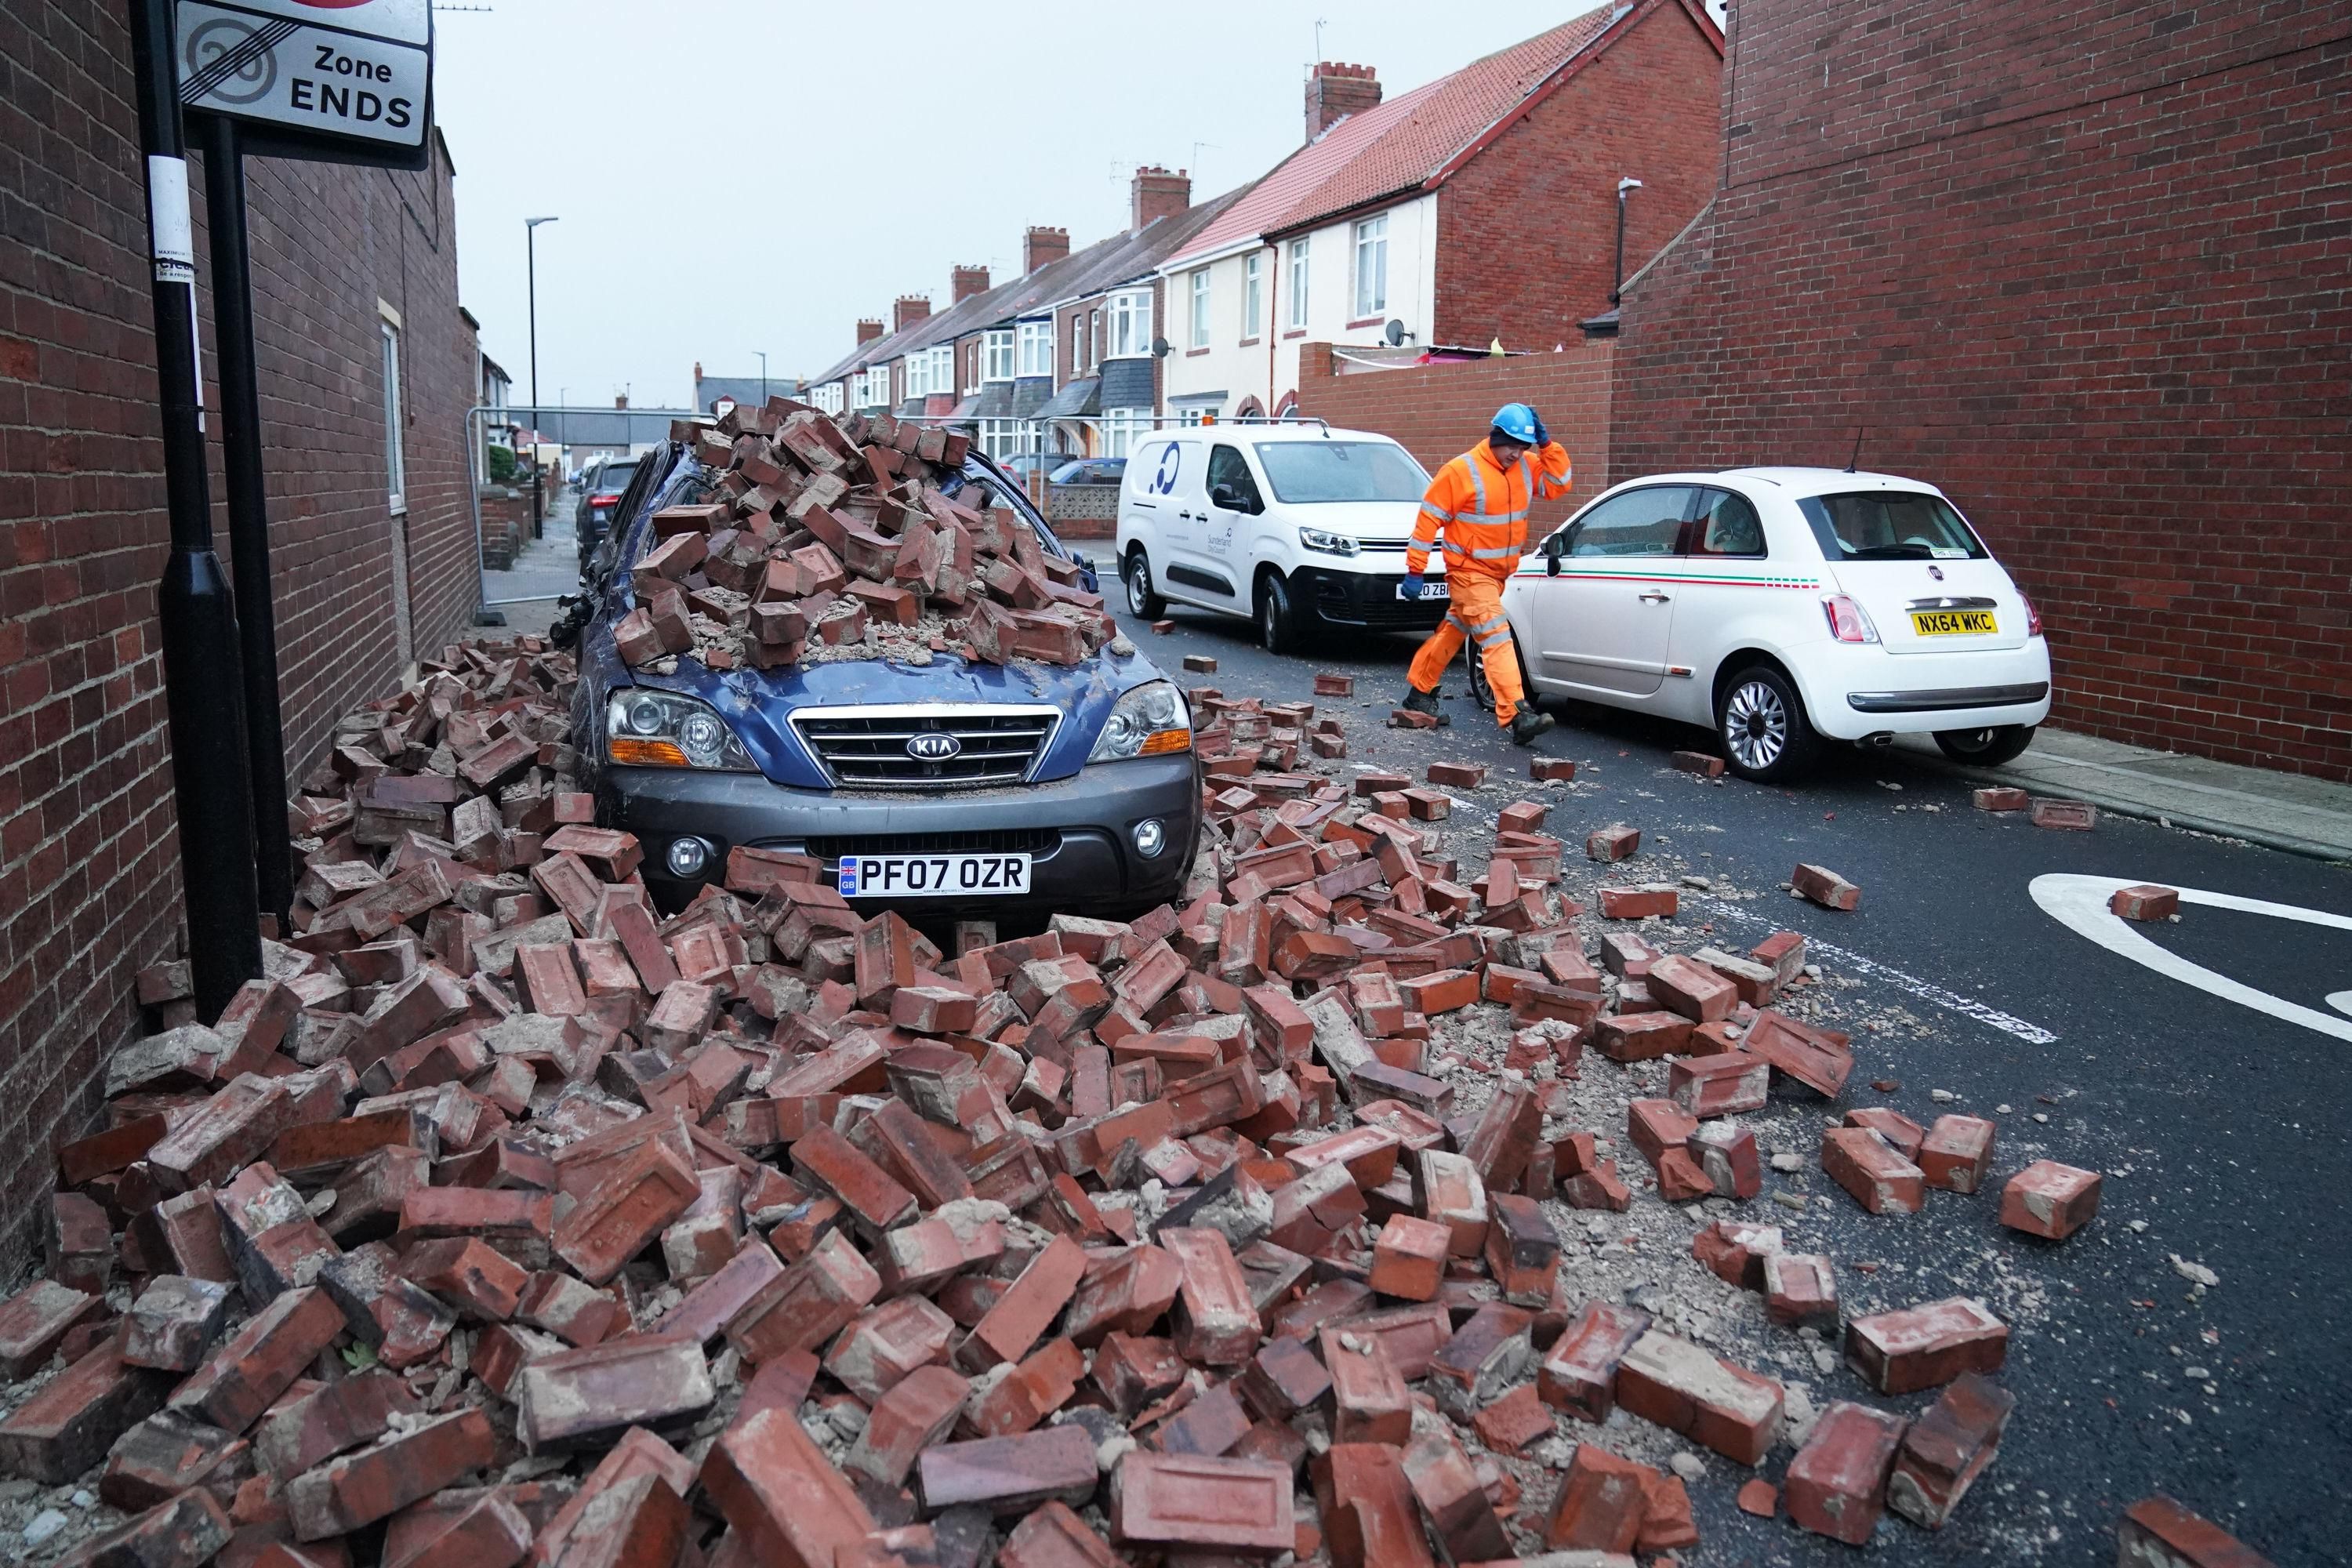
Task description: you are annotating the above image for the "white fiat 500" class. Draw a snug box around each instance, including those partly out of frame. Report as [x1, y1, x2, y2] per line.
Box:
[1479, 468, 2052, 782]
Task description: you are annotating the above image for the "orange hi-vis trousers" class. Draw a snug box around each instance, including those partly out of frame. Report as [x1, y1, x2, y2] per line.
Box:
[1406, 570, 1522, 727]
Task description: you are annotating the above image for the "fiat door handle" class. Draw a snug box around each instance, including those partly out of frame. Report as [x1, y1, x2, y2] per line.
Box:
[1638, 590, 1671, 603]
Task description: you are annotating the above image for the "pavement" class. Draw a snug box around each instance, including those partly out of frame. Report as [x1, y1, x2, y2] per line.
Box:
[1117, 601, 2350, 1566]
[480, 483, 582, 638]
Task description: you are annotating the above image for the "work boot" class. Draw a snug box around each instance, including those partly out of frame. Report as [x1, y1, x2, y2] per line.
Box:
[1401, 686, 1449, 725]
[1508, 710, 1556, 746]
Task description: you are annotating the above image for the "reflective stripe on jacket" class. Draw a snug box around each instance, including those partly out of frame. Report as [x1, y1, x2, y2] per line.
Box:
[1405, 437, 1573, 576]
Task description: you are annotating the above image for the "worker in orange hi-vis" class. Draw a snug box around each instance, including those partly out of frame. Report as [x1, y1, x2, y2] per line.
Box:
[1399, 402, 1571, 744]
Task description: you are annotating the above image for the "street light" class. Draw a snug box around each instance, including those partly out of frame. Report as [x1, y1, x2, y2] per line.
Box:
[755, 350, 768, 407]
[1610, 177, 1641, 308]
[526, 216, 558, 538]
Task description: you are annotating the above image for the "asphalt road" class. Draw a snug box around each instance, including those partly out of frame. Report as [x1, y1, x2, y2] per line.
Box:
[1119, 599, 2351, 1567]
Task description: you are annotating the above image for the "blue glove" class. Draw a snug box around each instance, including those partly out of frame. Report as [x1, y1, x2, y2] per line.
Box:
[1400, 573, 1425, 601]
[1530, 412, 1548, 448]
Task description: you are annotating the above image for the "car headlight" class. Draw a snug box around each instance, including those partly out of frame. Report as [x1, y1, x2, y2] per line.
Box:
[1298, 526, 1358, 558]
[1089, 680, 1192, 763]
[605, 689, 757, 771]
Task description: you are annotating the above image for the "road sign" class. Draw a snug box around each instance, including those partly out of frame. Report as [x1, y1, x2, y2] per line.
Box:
[176, 0, 431, 167]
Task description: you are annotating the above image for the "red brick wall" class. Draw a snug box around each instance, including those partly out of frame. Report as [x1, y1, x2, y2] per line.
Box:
[0, 5, 480, 1272]
[1612, 1, 2352, 779]
[1291, 342, 1616, 531]
[1434, 0, 1722, 349]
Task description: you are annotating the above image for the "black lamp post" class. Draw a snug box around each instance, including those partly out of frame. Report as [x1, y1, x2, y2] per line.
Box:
[525, 216, 557, 533]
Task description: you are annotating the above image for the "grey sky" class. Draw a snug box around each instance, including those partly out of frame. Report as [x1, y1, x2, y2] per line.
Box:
[433, 1, 1700, 414]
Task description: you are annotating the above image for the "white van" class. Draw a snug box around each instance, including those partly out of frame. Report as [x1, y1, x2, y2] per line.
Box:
[1114, 422, 1446, 653]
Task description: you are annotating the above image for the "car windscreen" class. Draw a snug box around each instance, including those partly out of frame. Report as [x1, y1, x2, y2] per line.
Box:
[1798, 492, 1987, 561]
[1254, 441, 1428, 504]
[590, 461, 639, 496]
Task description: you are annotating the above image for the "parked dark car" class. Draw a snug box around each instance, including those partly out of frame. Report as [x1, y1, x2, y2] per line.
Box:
[1049, 457, 1127, 486]
[571, 439, 1201, 920]
[575, 455, 643, 569]
[996, 452, 1061, 482]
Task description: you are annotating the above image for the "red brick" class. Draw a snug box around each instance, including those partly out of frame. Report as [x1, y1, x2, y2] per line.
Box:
[1597, 883, 1678, 919]
[552, 1137, 699, 1284]
[1115, 1450, 1296, 1554]
[1613, 1328, 1784, 1465]
[532, 1426, 696, 1568]
[2108, 883, 2180, 920]
[2031, 798, 2097, 831]
[958, 1234, 1087, 1370]
[514, 1333, 715, 1454]
[0, 1335, 168, 1483]
[1668, 1053, 1767, 1116]
[1791, 862, 1862, 910]
[1822, 1127, 1926, 1214]
[0, 1279, 103, 1380]
[286, 1407, 496, 1540]
[1401, 1425, 1510, 1563]
[1918, 1114, 1998, 1193]
[1367, 1214, 1450, 1301]
[1691, 1218, 1782, 1289]
[848, 1362, 971, 1486]
[1972, 786, 2030, 812]
[1785, 1399, 1907, 1544]
[1846, 1297, 2010, 1394]
[1471, 1382, 1555, 1456]
[1646, 953, 1736, 1022]
[1544, 1443, 1649, 1553]
[1585, 825, 1639, 862]
[916, 1424, 1098, 1515]
[701, 1408, 878, 1568]
[1843, 1106, 1926, 1160]
[254, 1370, 419, 1479]
[1888, 1371, 2015, 1530]
[1321, 1327, 1412, 1445]
[122, 1276, 234, 1373]
[59, 1489, 231, 1568]
[1313, 1443, 1432, 1568]
[727, 1229, 881, 1363]
[171, 1287, 344, 1435]
[2001, 1160, 2103, 1239]
[1000, 1500, 1118, 1568]
[1763, 1251, 1841, 1331]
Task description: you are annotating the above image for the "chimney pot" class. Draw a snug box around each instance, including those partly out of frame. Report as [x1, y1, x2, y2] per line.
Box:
[1130, 165, 1193, 234]
[1024, 226, 1071, 274]
[1305, 60, 1383, 142]
[950, 264, 991, 303]
[893, 294, 931, 332]
[855, 318, 886, 346]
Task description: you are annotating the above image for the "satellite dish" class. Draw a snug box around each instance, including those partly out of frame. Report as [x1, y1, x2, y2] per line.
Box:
[1151, 336, 1171, 358]
[1384, 319, 1408, 347]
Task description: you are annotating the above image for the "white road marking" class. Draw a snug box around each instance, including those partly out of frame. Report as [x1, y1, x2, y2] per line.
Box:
[1689, 896, 2060, 1045]
[2028, 873, 2352, 1043]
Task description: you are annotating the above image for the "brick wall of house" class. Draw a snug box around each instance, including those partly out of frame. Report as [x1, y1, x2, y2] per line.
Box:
[1434, 0, 1722, 350]
[1612, 1, 2352, 779]
[1291, 343, 1616, 531]
[0, 5, 479, 1272]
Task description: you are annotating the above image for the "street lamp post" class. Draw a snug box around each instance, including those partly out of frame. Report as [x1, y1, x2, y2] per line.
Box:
[526, 216, 558, 537]
[756, 350, 768, 407]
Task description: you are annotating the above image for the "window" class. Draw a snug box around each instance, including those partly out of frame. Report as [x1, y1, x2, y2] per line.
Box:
[380, 321, 405, 511]
[978, 419, 1025, 461]
[1090, 310, 1102, 368]
[1255, 441, 1428, 504]
[1242, 252, 1262, 339]
[984, 328, 1015, 382]
[1689, 490, 1767, 557]
[1352, 214, 1388, 318]
[1108, 290, 1152, 358]
[1102, 407, 1144, 458]
[1017, 320, 1052, 377]
[1207, 445, 1262, 513]
[1189, 269, 1210, 348]
[1287, 238, 1310, 328]
[1798, 492, 1988, 561]
[858, 366, 891, 408]
[905, 354, 927, 401]
[1561, 487, 1694, 559]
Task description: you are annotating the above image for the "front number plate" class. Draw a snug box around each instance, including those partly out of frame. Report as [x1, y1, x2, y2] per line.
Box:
[1400, 579, 1450, 601]
[837, 853, 1032, 898]
[1910, 610, 1998, 637]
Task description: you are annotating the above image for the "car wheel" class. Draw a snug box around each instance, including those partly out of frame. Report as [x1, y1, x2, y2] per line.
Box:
[1123, 549, 1166, 619]
[1256, 572, 1304, 655]
[1463, 633, 1533, 720]
[1717, 665, 1819, 782]
[1934, 724, 2037, 765]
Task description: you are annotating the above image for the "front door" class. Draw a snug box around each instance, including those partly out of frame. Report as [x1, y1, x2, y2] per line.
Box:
[1526, 485, 1694, 698]
[1197, 442, 1263, 605]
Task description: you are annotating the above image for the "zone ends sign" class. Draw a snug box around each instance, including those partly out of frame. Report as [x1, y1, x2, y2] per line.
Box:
[177, 0, 432, 162]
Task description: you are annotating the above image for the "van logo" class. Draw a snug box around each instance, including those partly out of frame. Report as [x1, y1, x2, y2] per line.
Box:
[906, 733, 962, 761]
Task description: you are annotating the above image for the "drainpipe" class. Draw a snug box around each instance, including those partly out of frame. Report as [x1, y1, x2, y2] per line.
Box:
[1610, 176, 1642, 307]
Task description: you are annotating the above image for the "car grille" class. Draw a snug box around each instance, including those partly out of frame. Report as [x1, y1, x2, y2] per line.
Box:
[789, 705, 1060, 789]
[781, 828, 1063, 858]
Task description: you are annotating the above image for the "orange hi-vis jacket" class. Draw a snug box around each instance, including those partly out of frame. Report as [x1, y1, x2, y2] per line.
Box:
[1405, 437, 1573, 579]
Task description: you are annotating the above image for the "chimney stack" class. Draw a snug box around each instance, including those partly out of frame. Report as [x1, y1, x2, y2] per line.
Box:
[1024, 226, 1070, 274]
[614, 393, 628, 409]
[855, 318, 885, 345]
[893, 295, 931, 332]
[1131, 166, 1192, 233]
[1305, 62, 1381, 142]
[951, 264, 991, 303]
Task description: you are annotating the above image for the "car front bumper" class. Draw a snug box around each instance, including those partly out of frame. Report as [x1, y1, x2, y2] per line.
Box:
[597, 753, 1202, 917]
[1789, 641, 2055, 739]
[1294, 565, 1450, 632]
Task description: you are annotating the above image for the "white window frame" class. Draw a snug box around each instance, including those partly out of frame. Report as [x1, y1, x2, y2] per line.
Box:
[1287, 238, 1310, 330]
[1242, 252, 1262, 340]
[905, 354, 927, 401]
[1353, 214, 1388, 319]
[983, 329, 1015, 383]
[1101, 407, 1144, 459]
[1108, 289, 1152, 358]
[1017, 320, 1053, 377]
[1189, 269, 1211, 348]
[380, 320, 405, 513]
[1090, 310, 1102, 370]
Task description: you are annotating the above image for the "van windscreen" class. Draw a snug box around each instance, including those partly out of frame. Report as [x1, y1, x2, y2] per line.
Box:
[1255, 441, 1428, 504]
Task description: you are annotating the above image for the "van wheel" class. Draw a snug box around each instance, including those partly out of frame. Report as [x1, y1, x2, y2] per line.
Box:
[1717, 665, 1819, 782]
[1255, 572, 1304, 655]
[1123, 549, 1165, 619]
[1935, 724, 2036, 766]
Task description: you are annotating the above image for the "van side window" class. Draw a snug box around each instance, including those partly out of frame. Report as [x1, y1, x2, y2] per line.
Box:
[1207, 445, 1262, 512]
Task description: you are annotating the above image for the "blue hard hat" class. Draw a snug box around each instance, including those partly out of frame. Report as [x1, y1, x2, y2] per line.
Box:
[1491, 403, 1537, 443]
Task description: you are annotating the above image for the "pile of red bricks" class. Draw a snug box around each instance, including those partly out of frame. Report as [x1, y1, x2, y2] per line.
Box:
[615, 401, 1114, 673]
[0, 644, 2250, 1567]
